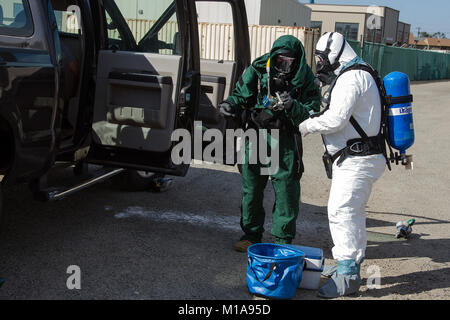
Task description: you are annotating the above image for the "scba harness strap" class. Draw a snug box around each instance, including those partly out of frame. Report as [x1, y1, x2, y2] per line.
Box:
[318, 63, 403, 177]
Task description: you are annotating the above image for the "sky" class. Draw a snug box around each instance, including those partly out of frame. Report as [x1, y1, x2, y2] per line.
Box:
[299, 0, 450, 37]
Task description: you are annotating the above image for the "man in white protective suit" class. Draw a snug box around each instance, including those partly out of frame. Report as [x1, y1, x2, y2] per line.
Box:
[299, 32, 387, 298]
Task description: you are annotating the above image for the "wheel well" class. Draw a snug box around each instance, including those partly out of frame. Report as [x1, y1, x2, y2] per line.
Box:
[0, 117, 15, 175]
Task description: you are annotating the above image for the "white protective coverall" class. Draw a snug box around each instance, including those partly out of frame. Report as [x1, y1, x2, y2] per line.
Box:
[301, 33, 386, 264]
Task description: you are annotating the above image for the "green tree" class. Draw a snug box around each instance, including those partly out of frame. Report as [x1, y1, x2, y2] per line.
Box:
[419, 31, 432, 38]
[432, 32, 447, 39]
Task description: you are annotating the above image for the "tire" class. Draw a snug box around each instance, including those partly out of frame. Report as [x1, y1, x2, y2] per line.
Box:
[113, 170, 163, 192]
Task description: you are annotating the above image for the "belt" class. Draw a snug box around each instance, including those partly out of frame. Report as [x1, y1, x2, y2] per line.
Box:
[331, 136, 383, 166]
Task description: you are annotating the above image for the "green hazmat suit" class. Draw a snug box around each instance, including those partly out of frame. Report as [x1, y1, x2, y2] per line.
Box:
[225, 35, 321, 243]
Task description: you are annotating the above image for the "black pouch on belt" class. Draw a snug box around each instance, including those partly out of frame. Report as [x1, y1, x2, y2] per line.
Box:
[322, 152, 334, 180]
[251, 110, 283, 130]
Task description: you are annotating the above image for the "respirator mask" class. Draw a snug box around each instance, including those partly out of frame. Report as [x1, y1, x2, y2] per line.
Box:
[315, 32, 346, 86]
[272, 51, 297, 92]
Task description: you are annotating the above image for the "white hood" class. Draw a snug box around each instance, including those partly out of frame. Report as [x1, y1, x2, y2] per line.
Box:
[315, 32, 359, 75]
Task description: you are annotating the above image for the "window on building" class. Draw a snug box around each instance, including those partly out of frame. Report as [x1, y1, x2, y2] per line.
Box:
[365, 27, 383, 43]
[335, 22, 359, 41]
[311, 21, 322, 35]
[0, 0, 33, 37]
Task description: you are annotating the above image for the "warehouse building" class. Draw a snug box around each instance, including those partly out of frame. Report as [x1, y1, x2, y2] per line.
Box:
[196, 0, 312, 27]
[305, 3, 410, 45]
[397, 22, 412, 46]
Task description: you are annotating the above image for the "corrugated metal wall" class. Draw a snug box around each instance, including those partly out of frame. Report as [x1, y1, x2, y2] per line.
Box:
[198, 23, 235, 61]
[199, 23, 319, 66]
[382, 7, 400, 44]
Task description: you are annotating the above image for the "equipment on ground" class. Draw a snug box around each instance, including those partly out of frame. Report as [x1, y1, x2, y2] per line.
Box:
[286, 245, 325, 290]
[396, 219, 416, 239]
[247, 243, 305, 299]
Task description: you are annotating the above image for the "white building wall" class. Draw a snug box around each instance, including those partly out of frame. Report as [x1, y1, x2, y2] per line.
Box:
[196, 0, 310, 27]
[114, 0, 176, 21]
[196, 1, 236, 24]
[243, 0, 262, 25]
[196, 0, 261, 25]
[259, 0, 311, 27]
[310, 11, 366, 41]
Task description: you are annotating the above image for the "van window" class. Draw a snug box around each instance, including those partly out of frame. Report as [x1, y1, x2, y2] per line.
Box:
[103, 0, 180, 55]
[0, 0, 33, 37]
[196, 1, 236, 61]
[50, 0, 81, 35]
[54, 8, 81, 35]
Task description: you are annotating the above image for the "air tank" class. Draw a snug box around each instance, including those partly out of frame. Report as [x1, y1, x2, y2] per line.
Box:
[383, 72, 415, 156]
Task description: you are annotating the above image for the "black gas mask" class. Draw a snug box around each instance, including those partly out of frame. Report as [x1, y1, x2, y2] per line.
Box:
[315, 32, 346, 86]
[272, 50, 297, 92]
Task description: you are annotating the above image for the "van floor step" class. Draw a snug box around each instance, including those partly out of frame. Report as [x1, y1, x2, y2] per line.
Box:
[35, 167, 124, 201]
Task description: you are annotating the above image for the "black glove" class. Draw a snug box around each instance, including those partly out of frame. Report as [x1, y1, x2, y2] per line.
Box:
[278, 92, 295, 111]
[218, 101, 236, 117]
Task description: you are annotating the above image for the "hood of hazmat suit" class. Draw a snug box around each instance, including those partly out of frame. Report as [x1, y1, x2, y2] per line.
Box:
[315, 32, 360, 82]
[226, 35, 321, 127]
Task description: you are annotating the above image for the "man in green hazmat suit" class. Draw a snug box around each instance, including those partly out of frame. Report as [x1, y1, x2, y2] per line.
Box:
[218, 35, 321, 252]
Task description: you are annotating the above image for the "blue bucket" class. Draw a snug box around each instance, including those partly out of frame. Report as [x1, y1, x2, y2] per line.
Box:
[247, 244, 305, 299]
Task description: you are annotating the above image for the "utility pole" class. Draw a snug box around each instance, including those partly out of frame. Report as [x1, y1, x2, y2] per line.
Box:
[416, 27, 421, 38]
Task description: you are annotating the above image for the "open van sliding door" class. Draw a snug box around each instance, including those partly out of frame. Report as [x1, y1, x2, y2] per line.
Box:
[88, 0, 200, 176]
